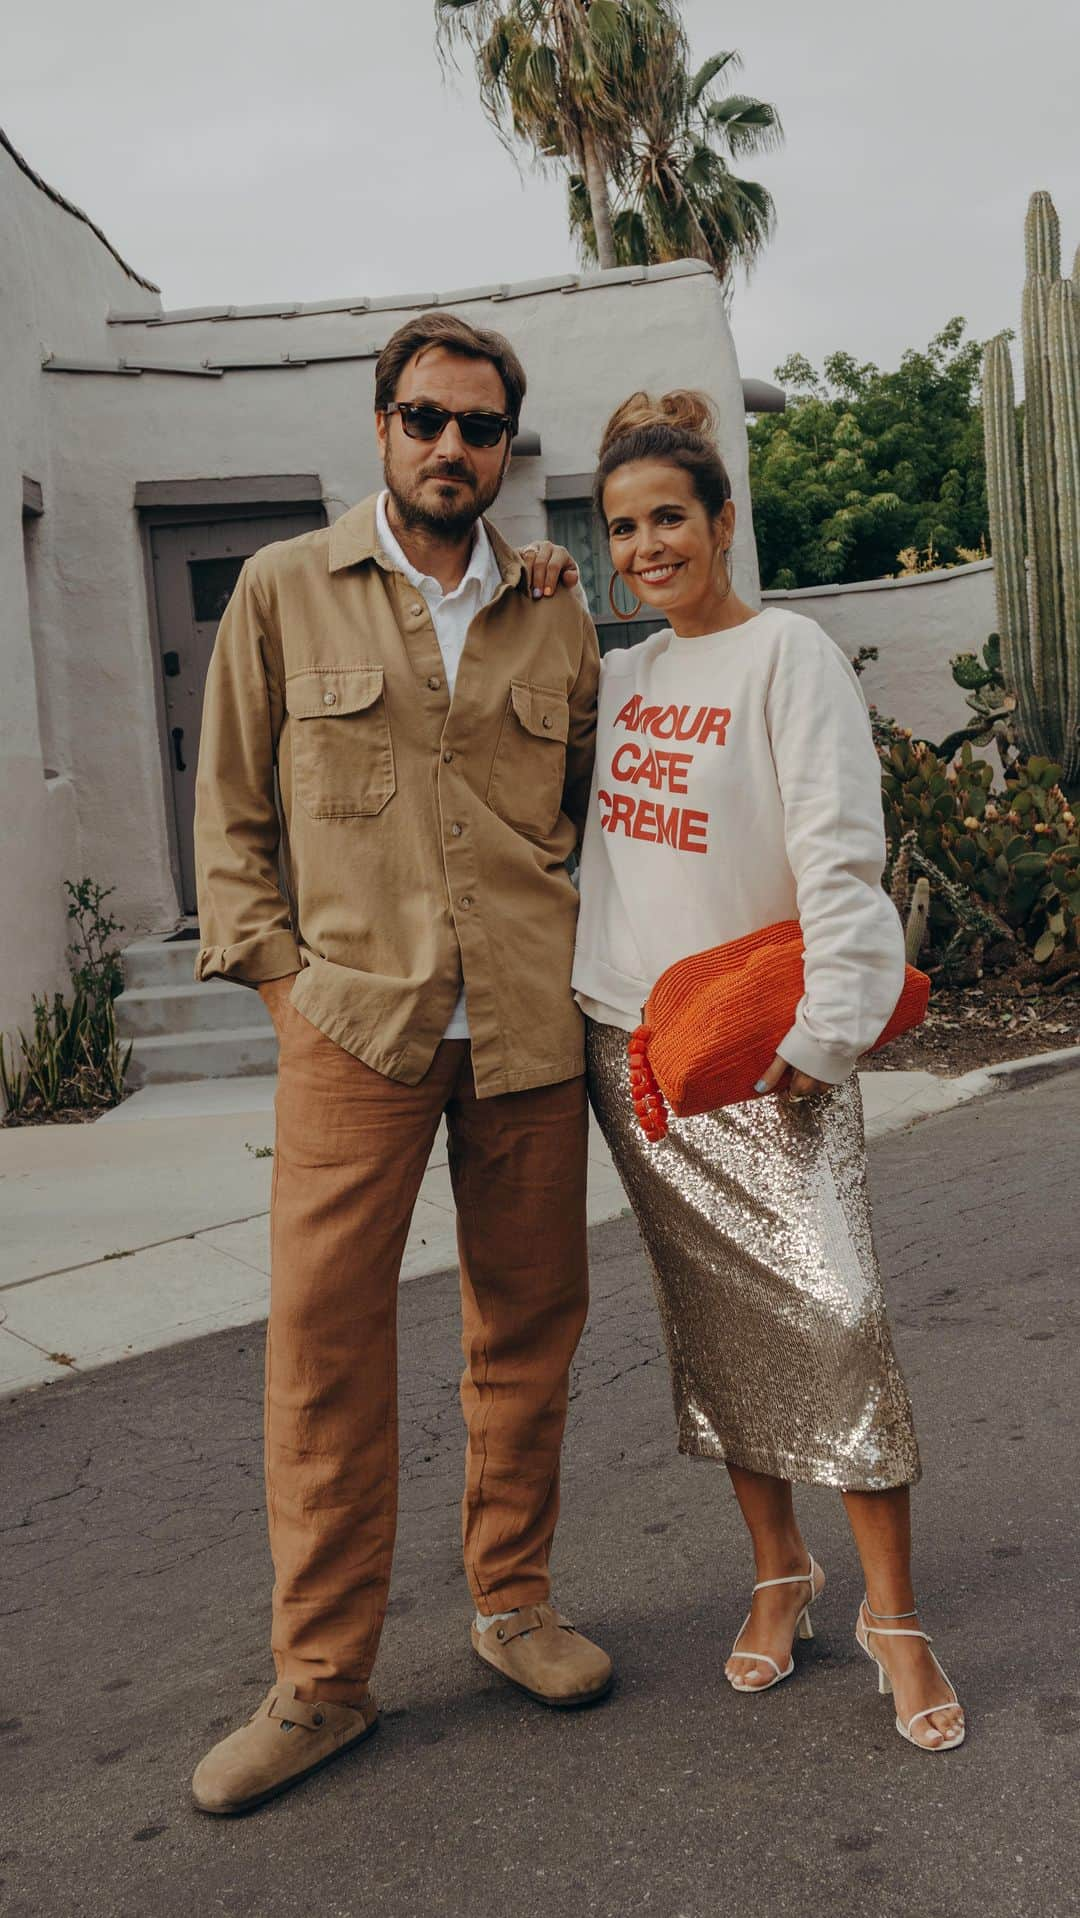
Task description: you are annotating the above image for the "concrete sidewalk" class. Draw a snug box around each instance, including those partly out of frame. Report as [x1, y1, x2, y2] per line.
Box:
[0, 1065, 1001, 1397]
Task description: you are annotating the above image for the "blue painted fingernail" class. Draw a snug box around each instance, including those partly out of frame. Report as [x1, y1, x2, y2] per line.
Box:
[754, 1080, 768, 1093]
[532, 588, 542, 598]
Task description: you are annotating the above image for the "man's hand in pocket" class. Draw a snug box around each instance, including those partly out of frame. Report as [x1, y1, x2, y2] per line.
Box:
[257, 973, 300, 1036]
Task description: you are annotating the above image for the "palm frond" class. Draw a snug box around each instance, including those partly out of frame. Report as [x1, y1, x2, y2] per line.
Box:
[478, 17, 512, 83]
[586, 0, 633, 61]
[687, 50, 740, 105]
[703, 93, 784, 156]
[680, 140, 720, 191]
[612, 206, 651, 265]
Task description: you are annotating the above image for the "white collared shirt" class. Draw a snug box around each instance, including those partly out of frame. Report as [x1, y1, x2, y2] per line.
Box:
[376, 489, 504, 1040]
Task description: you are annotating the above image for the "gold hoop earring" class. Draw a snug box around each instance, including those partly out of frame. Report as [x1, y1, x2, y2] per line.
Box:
[608, 572, 641, 621]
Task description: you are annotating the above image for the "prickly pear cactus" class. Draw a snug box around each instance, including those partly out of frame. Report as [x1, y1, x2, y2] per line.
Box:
[880, 736, 1080, 972]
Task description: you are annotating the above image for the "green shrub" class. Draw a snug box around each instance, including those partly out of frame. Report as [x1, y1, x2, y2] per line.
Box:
[0, 879, 133, 1124]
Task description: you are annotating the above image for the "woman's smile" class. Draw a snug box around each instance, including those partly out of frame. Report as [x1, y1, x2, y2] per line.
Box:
[602, 458, 753, 637]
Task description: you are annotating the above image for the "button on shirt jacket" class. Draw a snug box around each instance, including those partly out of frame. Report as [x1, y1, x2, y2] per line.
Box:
[373, 487, 502, 1042]
[193, 493, 601, 1098]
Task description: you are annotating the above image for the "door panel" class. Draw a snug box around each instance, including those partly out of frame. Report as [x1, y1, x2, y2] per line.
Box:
[150, 508, 325, 913]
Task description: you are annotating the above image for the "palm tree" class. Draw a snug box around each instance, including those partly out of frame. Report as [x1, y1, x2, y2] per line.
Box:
[437, 0, 682, 271]
[568, 44, 782, 287]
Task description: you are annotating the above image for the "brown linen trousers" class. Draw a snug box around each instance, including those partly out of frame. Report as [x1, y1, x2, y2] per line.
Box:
[269, 1008, 589, 1701]
[193, 496, 600, 1700]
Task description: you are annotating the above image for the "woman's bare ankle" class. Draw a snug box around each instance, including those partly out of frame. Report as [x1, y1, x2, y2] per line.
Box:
[752, 1534, 810, 1582]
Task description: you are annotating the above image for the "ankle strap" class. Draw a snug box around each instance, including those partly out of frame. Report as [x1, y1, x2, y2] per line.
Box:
[753, 1556, 816, 1596]
[864, 1598, 918, 1620]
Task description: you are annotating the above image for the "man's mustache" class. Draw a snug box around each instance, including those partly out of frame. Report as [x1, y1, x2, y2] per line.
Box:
[421, 463, 475, 485]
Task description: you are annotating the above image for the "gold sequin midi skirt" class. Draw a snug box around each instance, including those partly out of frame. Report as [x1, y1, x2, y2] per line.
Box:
[586, 1020, 920, 1491]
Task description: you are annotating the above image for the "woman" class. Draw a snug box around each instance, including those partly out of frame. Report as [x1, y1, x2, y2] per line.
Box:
[573, 390, 965, 1752]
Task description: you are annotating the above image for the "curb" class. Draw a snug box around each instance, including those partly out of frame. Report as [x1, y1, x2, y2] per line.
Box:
[982, 1042, 1080, 1086]
[948, 1042, 1080, 1105]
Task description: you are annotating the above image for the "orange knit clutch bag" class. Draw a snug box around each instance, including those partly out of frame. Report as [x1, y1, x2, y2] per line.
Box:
[628, 919, 930, 1141]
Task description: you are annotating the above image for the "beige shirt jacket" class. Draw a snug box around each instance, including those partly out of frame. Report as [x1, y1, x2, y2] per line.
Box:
[193, 494, 601, 1098]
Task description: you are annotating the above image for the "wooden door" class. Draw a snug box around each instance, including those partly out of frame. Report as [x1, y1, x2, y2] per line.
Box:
[150, 509, 324, 913]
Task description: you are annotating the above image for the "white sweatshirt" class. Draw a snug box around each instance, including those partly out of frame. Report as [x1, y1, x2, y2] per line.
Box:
[571, 607, 906, 1085]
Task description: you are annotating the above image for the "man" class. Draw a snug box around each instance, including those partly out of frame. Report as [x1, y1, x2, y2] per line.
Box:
[190, 311, 608, 1815]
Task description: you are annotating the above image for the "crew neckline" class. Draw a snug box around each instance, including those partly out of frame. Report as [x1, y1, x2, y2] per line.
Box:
[658, 606, 775, 654]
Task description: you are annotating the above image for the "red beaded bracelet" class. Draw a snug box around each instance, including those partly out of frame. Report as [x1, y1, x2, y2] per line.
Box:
[628, 1026, 669, 1142]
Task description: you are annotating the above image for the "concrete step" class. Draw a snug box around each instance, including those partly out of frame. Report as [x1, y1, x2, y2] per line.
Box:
[126, 1027, 278, 1086]
[121, 935, 202, 991]
[115, 981, 271, 1040]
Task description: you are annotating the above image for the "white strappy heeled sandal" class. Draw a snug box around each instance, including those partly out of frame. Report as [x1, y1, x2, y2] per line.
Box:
[855, 1600, 966, 1750]
[726, 1556, 823, 1693]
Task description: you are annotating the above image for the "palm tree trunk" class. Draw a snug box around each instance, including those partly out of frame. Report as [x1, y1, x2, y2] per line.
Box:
[581, 123, 617, 269]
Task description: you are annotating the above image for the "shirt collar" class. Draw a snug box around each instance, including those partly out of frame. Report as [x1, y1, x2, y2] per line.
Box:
[375, 490, 499, 603]
[326, 492, 527, 594]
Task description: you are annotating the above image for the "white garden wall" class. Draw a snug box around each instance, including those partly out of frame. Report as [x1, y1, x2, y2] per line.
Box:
[763, 559, 996, 745]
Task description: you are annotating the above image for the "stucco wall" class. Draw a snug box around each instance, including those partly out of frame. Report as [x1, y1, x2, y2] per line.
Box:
[762, 560, 997, 745]
[0, 136, 161, 1070]
[31, 263, 753, 942]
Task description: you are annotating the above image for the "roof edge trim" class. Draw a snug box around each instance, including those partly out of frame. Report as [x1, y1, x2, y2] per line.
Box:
[1, 126, 160, 294]
[106, 258, 714, 328]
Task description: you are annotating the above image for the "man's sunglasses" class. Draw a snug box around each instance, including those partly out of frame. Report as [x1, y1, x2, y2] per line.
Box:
[383, 401, 512, 451]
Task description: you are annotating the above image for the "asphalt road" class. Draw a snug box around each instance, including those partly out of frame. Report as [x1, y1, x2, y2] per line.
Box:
[2, 1069, 1078, 1918]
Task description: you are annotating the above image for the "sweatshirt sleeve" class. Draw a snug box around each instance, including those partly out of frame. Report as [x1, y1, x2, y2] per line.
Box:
[764, 620, 905, 1084]
[193, 557, 302, 987]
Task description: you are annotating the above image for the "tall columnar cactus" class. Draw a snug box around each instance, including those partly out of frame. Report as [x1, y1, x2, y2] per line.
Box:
[1049, 279, 1080, 778]
[983, 339, 1038, 745]
[983, 191, 1080, 787]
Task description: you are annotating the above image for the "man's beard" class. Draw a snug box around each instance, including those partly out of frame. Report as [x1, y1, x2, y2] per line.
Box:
[384, 444, 503, 542]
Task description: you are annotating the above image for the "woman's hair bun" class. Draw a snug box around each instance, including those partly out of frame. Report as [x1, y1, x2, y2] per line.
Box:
[599, 388, 718, 458]
[594, 386, 731, 520]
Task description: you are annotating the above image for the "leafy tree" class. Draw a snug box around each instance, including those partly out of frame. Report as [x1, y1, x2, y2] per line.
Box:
[568, 44, 781, 285]
[437, 0, 679, 271]
[748, 319, 990, 589]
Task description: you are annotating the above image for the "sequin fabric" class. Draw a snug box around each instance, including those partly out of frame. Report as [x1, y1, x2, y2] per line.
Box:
[586, 1020, 920, 1490]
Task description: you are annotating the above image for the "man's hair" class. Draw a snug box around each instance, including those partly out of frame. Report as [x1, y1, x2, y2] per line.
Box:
[374, 312, 527, 434]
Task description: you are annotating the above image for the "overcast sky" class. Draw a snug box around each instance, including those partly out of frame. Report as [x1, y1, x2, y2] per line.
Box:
[4, 0, 1079, 385]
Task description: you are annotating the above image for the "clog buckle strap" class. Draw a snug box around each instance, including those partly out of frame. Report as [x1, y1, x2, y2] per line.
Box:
[492, 1603, 574, 1646]
[265, 1685, 332, 1732]
[264, 1682, 375, 1734]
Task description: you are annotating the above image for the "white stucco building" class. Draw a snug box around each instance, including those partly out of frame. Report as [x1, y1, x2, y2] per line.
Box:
[1, 130, 982, 1080]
